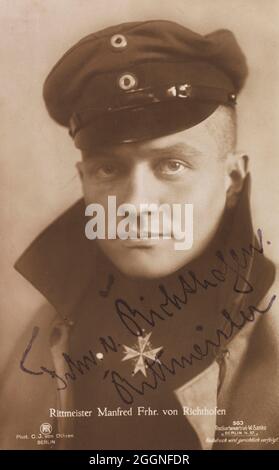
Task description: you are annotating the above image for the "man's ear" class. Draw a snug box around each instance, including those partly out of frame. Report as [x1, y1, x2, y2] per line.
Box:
[76, 161, 84, 182]
[224, 153, 249, 207]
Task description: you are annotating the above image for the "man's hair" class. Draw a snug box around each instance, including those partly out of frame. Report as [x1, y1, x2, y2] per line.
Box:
[205, 105, 237, 158]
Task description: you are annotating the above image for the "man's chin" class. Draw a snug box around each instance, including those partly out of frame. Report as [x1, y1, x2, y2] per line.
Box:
[96, 239, 198, 279]
[116, 264, 172, 280]
[104, 251, 194, 280]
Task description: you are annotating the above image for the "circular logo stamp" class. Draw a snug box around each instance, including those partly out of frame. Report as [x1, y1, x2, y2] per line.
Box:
[40, 423, 52, 436]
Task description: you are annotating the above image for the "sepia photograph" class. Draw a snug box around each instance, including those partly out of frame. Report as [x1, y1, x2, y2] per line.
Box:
[0, 0, 279, 454]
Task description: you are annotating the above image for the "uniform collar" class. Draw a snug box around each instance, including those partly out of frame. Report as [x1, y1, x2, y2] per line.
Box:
[14, 198, 97, 320]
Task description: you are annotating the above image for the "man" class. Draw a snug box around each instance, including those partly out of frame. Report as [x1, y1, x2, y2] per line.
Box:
[1, 20, 278, 450]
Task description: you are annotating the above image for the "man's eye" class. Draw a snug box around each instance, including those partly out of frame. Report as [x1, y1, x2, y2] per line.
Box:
[157, 159, 187, 175]
[96, 164, 118, 178]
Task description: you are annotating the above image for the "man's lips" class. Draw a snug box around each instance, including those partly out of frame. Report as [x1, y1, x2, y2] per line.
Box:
[116, 233, 172, 248]
[117, 231, 171, 239]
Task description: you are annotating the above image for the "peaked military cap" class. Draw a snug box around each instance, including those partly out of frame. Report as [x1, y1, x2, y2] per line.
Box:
[43, 20, 248, 149]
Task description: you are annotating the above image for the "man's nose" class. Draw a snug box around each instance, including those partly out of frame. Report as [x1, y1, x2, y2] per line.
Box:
[122, 163, 160, 211]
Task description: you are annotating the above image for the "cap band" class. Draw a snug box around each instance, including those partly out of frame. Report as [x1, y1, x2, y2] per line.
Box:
[70, 82, 236, 138]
